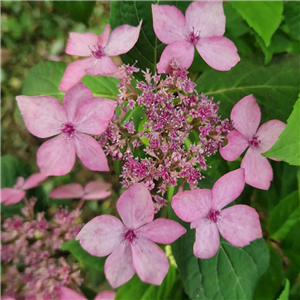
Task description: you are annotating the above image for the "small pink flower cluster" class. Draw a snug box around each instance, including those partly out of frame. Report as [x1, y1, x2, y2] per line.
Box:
[1, 198, 82, 300]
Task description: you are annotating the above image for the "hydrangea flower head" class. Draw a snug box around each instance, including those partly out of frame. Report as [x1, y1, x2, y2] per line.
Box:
[220, 95, 286, 190]
[1, 173, 47, 205]
[152, 1, 240, 73]
[16, 82, 116, 176]
[60, 22, 142, 91]
[172, 169, 262, 259]
[76, 183, 186, 288]
[60, 287, 115, 300]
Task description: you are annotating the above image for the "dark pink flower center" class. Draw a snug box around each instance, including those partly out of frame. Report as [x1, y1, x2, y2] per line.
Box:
[123, 229, 138, 245]
[209, 209, 221, 223]
[249, 135, 261, 147]
[60, 122, 76, 138]
[90, 43, 105, 59]
[188, 28, 200, 45]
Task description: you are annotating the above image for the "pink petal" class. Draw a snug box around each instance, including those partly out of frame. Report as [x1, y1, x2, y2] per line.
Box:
[76, 215, 125, 257]
[157, 41, 194, 74]
[16, 96, 67, 138]
[241, 148, 273, 190]
[22, 173, 47, 190]
[152, 5, 186, 44]
[219, 130, 249, 161]
[37, 135, 76, 176]
[75, 97, 116, 135]
[105, 21, 142, 56]
[171, 189, 212, 222]
[59, 287, 86, 300]
[1, 297, 17, 300]
[196, 36, 240, 71]
[137, 218, 186, 244]
[98, 24, 111, 47]
[218, 205, 262, 247]
[212, 169, 245, 210]
[65, 32, 99, 57]
[185, 1, 225, 38]
[73, 133, 109, 171]
[230, 95, 261, 139]
[0, 188, 25, 205]
[59, 58, 95, 92]
[50, 183, 84, 199]
[85, 56, 119, 76]
[63, 82, 93, 123]
[117, 183, 154, 229]
[105, 243, 135, 288]
[132, 237, 169, 285]
[256, 120, 286, 154]
[192, 218, 220, 259]
[83, 181, 112, 200]
[94, 291, 116, 300]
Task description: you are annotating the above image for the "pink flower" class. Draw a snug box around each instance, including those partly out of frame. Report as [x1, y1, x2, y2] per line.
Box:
[60, 22, 142, 91]
[152, 1, 240, 73]
[50, 181, 111, 200]
[171, 169, 262, 259]
[1, 173, 47, 205]
[220, 95, 286, 190]
[16, 82, 117, 176]
[76, 183, 186, 288]
[60, 287, 115, 300]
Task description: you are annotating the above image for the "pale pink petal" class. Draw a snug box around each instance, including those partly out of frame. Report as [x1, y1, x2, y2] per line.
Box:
[98, 24, 111, 47]
[157, 41, 194, 74]
[241, 148, 273, 190]
[16, 96, 67, 138]
[117, 183, 154, 229]
[152, 5, 186, 44]
[59, 58, 95, 92]
[73, 133, 109, 171]
[192, 218, 220, 259]
[14, 177, 25, 189]
[50, 183, 84, 199]
[137, 218, 186, 244]
[83, 181, 112, 200]
[63, 82, 93, 123]
[94, 291, 116, 300]
[185, 1, 225, 38]
[218, 205, 262, 247]
[60, 286, 86, 300]
[105, 21, 142, 56]
[0, 188, 25, 205]
[85, 56, 119, 76]
[37, 135, 76, 176]
[230, 95, 261, 139]
[196, 36, 240, 71]
[219, 131, 249, 161]
[66, 32, 99, 57]
[22, 173, 47, 190]
[105, 243, 135, 288]
[132, 237, 169, 285]
[212, 169, 245, 210]
[75, 97, 116, 135]
[76, 215, 125, 257]
[2, 296, 17, 300]
[256, 120, 286, 154]
[171, 189, 212, 222]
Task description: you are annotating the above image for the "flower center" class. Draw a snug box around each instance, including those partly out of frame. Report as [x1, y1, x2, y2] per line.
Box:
[123, 229, 138, 245]
[188, 27, 200, 45]
[90, 43, 105, 59]
[208, 209, 221, 223]
[249, 135, 261, 147]
[60, 122, 76, 138]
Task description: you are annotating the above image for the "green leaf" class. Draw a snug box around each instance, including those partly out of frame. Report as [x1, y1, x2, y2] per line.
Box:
[268, 191, 300, 240]
[53, 1, 96, 25]
[263, 96, 300, 166]
[61, 239, 105, 272]
[196, 54, 300, 123]
[283, 1, 300, 41]
[170, 208, 269, 300]
[22, 61, 66, 101]
[230, 1, 283, 47]
[81, 75, 119, 100]
[278, 279, 290, 300]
